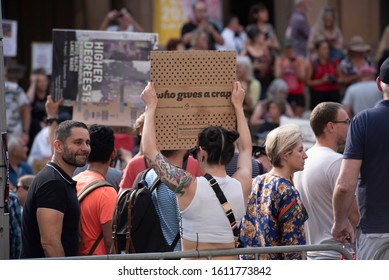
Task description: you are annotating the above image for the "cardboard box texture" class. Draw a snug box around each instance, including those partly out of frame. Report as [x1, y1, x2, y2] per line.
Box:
[150, 50, 236, 150]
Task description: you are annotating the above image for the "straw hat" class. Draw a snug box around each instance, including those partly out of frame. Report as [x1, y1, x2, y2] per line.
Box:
[348, 36, 371, 53]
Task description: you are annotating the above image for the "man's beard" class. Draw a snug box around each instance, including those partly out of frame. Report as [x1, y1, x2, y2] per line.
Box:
[62, 146, 89, 167]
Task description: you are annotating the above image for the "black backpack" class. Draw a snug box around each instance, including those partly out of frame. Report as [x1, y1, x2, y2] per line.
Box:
[110, 168, 180, 254]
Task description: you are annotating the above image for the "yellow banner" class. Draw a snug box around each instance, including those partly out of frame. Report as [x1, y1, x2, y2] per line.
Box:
[153, 0, 187, 45]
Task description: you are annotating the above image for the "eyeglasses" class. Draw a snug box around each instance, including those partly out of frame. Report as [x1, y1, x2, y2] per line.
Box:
[189, 146, 199, 160]
[332, 119, 351, 125]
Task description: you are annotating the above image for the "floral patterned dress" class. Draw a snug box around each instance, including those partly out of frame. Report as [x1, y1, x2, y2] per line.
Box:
[240, 173, 308, 260]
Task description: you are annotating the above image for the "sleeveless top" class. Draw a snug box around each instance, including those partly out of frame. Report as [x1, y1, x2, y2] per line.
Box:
[279, 56, 305, 95]
[181, 175, 245, 243]
[310, 59, 340, 92]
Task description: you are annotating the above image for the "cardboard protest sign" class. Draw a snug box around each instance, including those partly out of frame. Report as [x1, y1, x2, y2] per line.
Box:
[52, 29, 158, 132]
[150, 50, 236, 150]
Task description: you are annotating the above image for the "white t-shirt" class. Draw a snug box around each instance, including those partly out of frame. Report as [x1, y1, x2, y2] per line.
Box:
[294, 145, 343, 259]
[107, 25, 135, 32]
[181, 175, 245, 243]
[216, 28, 246, 54]
[28, 127, 52, 166]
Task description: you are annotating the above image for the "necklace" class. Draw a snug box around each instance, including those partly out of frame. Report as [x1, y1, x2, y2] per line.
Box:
[87, 168, 105, 178]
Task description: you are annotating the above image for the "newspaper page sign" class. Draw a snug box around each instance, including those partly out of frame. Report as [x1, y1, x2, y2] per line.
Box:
[151, 50, 236, 150]
[51, 29, 158, 131]
[2, 19, 17, 57]
[31, 42, 52, 75]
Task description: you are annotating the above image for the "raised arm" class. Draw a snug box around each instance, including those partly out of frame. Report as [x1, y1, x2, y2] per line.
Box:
[27, 74, 37, 103]
[45, 96, 62, 152]
[140, 82, 195, 197]
[204, 22, 224, 45]
[231, 81, 252, 200]
[99, 10, 119, 30]
[274, 56, 283, 79]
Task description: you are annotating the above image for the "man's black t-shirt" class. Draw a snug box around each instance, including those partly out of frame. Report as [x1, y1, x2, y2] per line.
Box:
[21, 162, 80, 258]
[181, 21, 221, 50]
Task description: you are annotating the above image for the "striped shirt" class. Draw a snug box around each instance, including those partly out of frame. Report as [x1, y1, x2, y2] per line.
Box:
[145, 169, 181, 251]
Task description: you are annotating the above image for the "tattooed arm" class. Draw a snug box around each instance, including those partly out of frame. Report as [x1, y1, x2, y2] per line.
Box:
[141, 82, 195, 196]
[151, 153, 193, 195]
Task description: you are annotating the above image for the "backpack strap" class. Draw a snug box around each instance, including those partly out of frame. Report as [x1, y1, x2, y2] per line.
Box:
[78, 179, 113, 202]
[87, 233, 103, 255]
[203, 173, 240, 240]
[110, 188, 130, 254]
[77, 179, 113, 255]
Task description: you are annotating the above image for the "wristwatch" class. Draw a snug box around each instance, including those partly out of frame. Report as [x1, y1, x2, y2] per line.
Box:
[46, 117, 58, 125]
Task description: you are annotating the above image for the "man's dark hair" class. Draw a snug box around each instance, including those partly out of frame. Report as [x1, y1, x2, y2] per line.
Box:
[197, 126, 239, 165]
[192, 0, 206, 12]
[246, 25, 261, 42]
[314, 39, 328, 50]
[310, 102, 343, 137]
[55, 120, 88, 143]
[224, 15, 237, 27]
[88, 124, 115, 163]
[166, 38, 184, 51]
[248, 3, 267, 24]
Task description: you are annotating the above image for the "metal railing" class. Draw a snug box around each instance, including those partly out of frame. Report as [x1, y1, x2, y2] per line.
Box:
[50, 244, 353, 260]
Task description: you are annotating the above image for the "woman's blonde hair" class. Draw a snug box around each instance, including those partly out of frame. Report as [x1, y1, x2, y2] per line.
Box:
[265, 124, 303, 167]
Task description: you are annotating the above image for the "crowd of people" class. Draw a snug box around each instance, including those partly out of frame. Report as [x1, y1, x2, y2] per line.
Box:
[5, 0, 389, 260]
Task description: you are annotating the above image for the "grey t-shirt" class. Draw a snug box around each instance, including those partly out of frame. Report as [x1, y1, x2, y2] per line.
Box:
[342, 80, 382, 115]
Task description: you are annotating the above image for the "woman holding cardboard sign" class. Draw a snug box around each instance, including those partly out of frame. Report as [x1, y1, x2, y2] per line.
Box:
[141, 81, 252, 259]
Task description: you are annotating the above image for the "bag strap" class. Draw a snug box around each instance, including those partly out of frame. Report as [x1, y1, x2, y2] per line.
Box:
[78, 179, 113, 202]
[110, 188, 130, 254]
[170, 232, 180, 250]
[144, 156, 149, 169]
[204, 173, 240, 239]
[87, 232, 103, 255]
[77, 179, 113, 255]
[149, 175, 162, 193]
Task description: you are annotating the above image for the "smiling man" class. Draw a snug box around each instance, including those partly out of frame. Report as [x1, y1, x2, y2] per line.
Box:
[21, 120, 90, 258]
